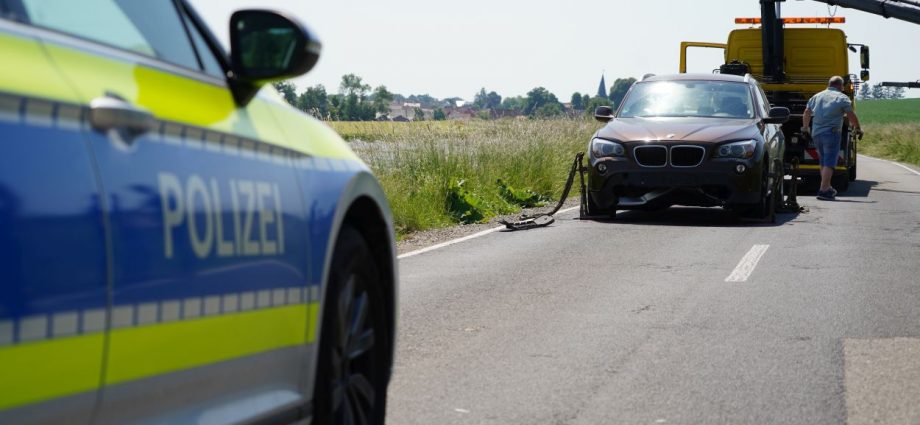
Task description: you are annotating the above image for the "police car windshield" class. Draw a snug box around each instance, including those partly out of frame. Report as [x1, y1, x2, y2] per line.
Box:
[619, 81, 755, 119]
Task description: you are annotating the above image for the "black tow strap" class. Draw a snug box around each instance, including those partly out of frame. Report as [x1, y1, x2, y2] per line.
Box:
[500, 152, 585, 231]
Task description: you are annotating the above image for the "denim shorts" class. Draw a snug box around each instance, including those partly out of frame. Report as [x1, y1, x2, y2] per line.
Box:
[813, 132, 841, 168]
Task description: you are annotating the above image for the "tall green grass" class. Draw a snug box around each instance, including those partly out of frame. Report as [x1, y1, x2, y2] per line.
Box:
[332, 120, 601, 236]
[860, 123, 920, 167]
[855, 99, 920, 167]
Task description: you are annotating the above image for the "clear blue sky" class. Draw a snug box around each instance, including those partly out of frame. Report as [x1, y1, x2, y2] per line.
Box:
[191, 0, 920, 100]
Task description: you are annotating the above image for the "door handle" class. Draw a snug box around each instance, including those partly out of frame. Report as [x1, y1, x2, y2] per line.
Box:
[89, 96, 156, 134]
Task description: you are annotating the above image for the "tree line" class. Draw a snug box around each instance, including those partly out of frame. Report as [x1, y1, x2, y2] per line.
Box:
[273, 74, 639, 121]
[857, 82, 907, 100]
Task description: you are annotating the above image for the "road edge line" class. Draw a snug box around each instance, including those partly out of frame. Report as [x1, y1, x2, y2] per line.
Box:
[859, 154, 920, 177]
[398, 205, 581, 260]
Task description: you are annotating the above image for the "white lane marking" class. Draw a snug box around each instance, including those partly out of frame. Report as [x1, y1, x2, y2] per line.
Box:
[398, 205, 580, 260]
[725, 244, 770, 282]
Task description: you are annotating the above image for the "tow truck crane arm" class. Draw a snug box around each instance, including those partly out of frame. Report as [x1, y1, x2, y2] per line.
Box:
[812, 0, 920, 25]
[881, 81, 920, 89]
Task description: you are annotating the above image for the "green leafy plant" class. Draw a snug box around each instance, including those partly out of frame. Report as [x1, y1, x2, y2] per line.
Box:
[447, 179, 491, 224]
[496, 178, 548, 208]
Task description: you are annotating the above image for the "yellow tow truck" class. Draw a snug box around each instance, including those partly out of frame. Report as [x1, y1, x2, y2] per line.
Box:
[679, 5, 871, 191]
[679, 0, 920, 191]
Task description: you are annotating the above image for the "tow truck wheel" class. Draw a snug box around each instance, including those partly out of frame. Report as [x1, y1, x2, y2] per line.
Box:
[314, 225, 389, 425]
[832, 173, 850, 192]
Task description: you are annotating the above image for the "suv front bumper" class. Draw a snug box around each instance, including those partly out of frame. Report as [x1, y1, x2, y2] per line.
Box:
[588, 156, 765, 210]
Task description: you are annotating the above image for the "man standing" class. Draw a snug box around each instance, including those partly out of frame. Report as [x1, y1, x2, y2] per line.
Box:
[802, 76, 863, 201]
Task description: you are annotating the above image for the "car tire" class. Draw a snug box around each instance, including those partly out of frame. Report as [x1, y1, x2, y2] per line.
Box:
[313, 224, 389, 425]
[773, 159, 785, 212]
[582, 192, 616, 220]
[744, 162, 775, 223]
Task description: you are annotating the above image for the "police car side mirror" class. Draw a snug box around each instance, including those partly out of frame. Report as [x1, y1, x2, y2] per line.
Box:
[763, 107, 790, 124]
[228, 10, 322, 105]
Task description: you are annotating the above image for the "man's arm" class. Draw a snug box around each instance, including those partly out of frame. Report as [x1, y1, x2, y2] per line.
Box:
[847, 110, 863, 138]
[846, 110, 861, 129]
[802, 108, 812, 133]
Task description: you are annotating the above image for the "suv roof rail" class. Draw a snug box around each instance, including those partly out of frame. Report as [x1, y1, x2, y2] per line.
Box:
[642, 73, 656, 81]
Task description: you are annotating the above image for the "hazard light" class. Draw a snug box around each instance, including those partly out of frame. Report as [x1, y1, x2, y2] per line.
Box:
[735, 17, 846, 24]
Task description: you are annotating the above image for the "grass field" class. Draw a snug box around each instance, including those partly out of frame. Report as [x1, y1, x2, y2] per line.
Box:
[856, 99, 920, 167]
[857, 98, 920, 125]
[332, 120, 601, 236]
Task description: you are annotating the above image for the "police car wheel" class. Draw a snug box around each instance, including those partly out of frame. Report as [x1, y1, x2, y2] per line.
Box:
[314, 225, 388, 425]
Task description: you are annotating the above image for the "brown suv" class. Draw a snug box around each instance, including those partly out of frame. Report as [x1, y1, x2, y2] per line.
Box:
[586, 73, 790, 222]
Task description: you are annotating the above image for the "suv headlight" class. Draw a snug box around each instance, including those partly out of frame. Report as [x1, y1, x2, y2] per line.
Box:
[715, 140, 757, 159]
[591, 138, 626, 158]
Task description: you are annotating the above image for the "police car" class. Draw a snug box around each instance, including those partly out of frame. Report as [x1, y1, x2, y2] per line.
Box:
[0, 1, 396, 424]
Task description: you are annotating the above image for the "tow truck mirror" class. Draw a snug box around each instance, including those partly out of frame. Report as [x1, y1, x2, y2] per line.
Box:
[594, 106, 615, 123]
[229, 10, 321, 104]
[860, 45, 870, 70]
[764, 107, 790, 124]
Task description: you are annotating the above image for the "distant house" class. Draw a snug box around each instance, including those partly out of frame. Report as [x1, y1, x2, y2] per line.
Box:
[444, 106, 477, 120]
[392, 115, 410, 122]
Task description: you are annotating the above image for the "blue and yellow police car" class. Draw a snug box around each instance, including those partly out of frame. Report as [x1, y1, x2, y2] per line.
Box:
[0, 1, 397, 424]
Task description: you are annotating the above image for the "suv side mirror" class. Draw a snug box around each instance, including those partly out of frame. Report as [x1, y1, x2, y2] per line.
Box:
[764, 106, 790, 124]
[229, 10, 321, 104]
[594, 106, 614, 123]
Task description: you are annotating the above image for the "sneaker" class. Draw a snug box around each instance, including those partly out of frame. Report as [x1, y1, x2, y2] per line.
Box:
[829, 187, 838, 197]
[817, 189, 836, 201]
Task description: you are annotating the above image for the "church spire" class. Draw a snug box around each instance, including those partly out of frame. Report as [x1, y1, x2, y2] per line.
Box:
[597, 73, 608, 99]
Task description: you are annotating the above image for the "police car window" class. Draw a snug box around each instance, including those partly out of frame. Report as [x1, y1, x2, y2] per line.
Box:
[182, 12, 225, 78]
[19, 0, 201, 71]
[0, 0, 28, 22]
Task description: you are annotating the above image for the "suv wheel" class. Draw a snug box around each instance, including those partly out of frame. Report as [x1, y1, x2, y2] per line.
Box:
[582, 192, 616, 220]
[314, 225, 389, 425]
[744, 162, 775, 223]
[772, 159, 785, 212]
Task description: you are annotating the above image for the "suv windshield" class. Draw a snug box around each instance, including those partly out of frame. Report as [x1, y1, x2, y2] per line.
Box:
[619, 80, 755, 119]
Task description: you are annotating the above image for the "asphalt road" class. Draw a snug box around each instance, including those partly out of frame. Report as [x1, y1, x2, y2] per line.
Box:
[386, 155, 920, 425]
